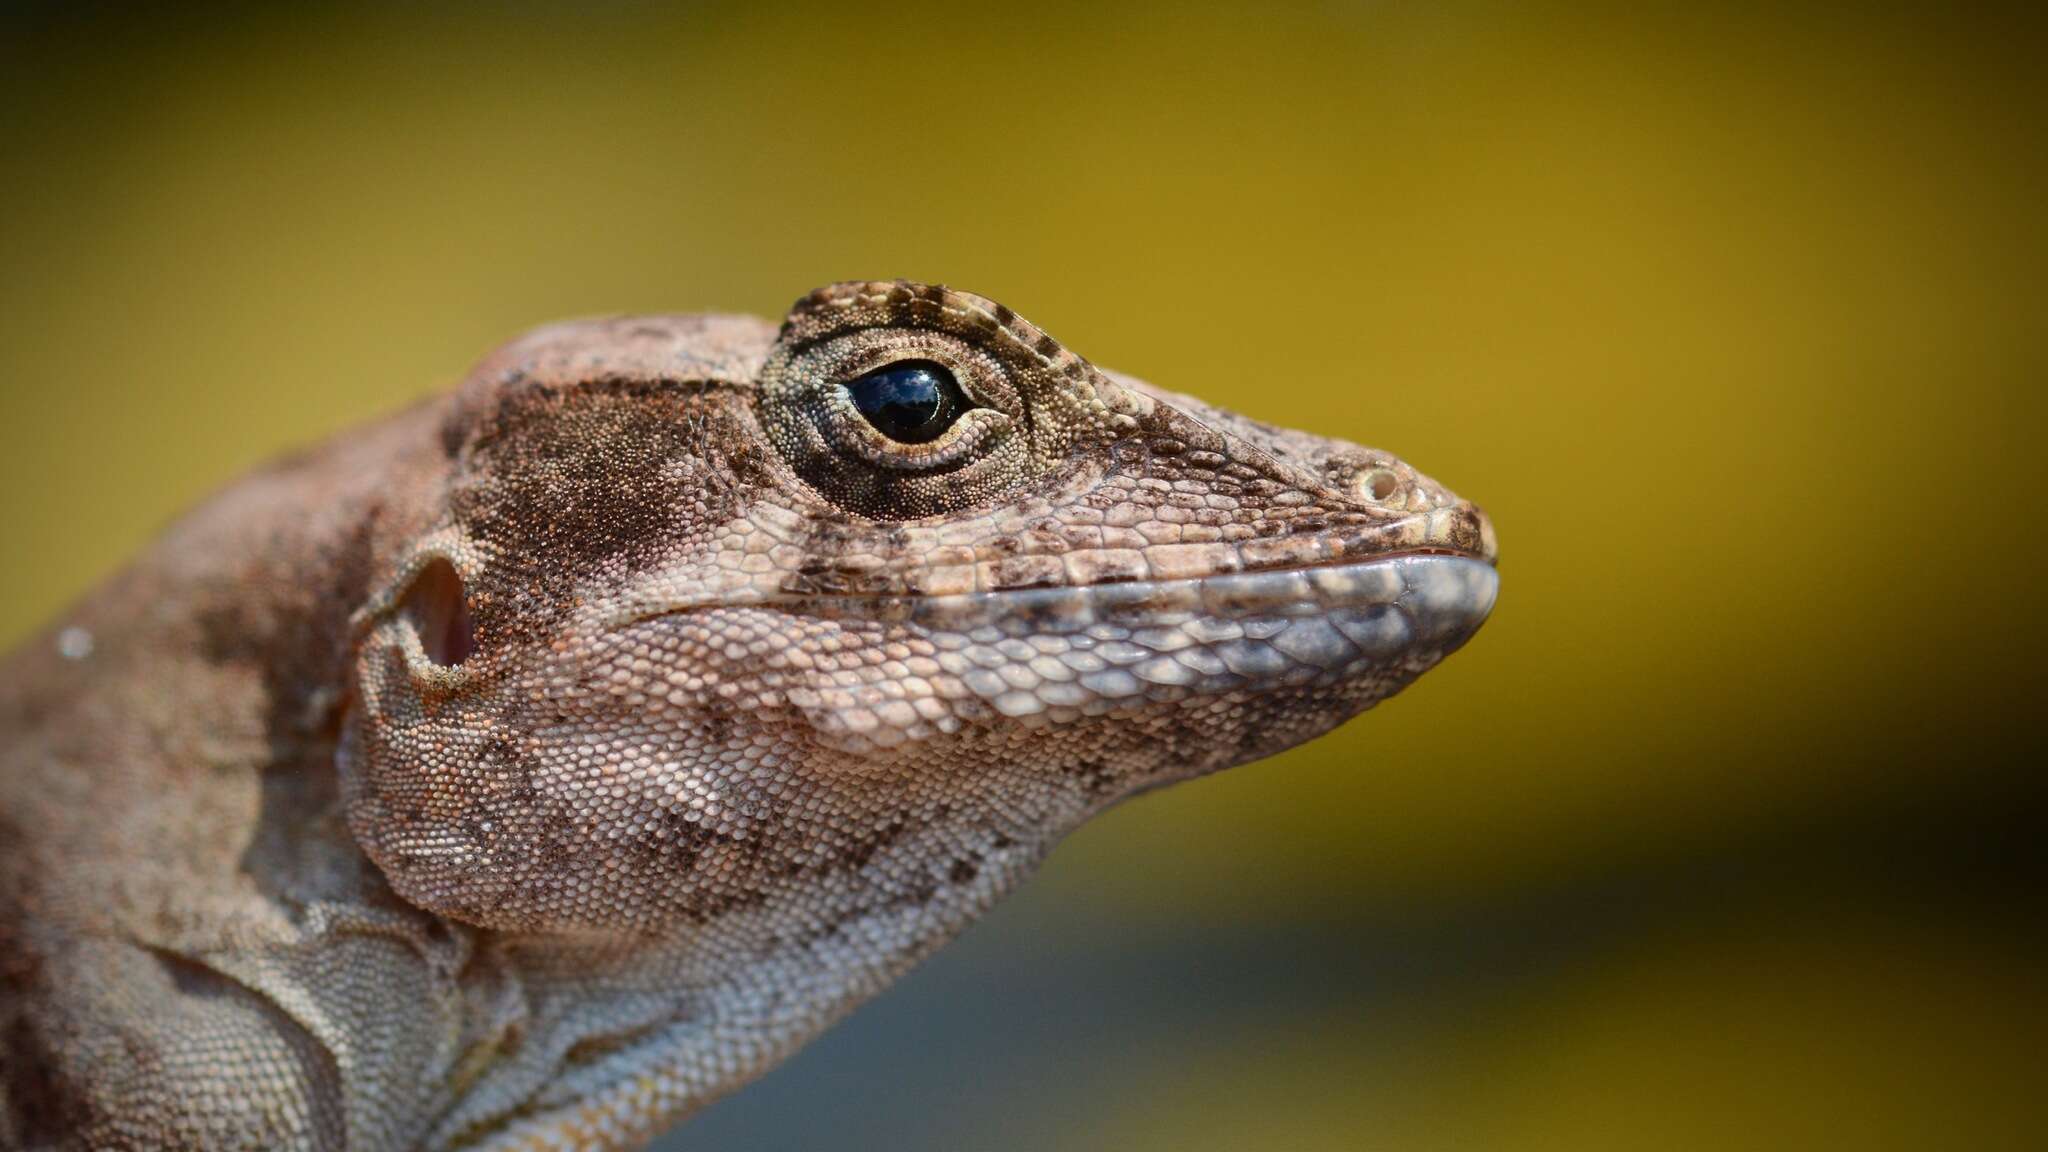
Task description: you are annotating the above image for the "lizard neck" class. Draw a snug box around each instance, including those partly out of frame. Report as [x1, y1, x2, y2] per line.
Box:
[1, 397, 470, 1150]
[2, 397, 457, 917]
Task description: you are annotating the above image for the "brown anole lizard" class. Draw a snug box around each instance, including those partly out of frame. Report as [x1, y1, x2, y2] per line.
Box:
[0, 281, 1496, 1150]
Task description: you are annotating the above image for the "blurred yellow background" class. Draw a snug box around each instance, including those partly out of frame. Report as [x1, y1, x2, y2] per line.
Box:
[2, 3, 2041, 1149]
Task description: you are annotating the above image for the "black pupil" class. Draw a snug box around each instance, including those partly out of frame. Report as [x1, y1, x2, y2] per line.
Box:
[847, 361, 966, 444]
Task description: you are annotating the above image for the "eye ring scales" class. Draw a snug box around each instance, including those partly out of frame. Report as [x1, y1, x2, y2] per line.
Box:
[845, 360, 970, 444]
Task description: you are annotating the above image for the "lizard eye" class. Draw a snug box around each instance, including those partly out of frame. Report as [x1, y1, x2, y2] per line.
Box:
[846, 360, 969, 444]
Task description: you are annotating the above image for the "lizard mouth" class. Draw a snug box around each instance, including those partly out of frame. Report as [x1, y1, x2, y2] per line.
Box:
[746, 552, 1499, 711]
[894, 551, 1493, 646]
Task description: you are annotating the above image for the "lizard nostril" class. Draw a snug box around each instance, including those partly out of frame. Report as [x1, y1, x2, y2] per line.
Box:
[401, 557, 474, 667]
[1357, 469, 1400, 503]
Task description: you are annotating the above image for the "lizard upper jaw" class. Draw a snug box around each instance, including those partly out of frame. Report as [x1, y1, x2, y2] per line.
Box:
[730, 553, 1498, 732]
[895, 552, 1497, 650]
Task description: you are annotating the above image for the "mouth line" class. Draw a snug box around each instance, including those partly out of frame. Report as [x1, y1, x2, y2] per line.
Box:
[612, 553, 1498, 717]
[903, 552, 1495, 632]
[634, 550, 1497, 640]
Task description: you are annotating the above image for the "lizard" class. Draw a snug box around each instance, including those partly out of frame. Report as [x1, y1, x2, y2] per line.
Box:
[0, 280, 1497, 1151]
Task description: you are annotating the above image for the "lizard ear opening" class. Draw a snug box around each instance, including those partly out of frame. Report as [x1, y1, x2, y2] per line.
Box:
[400, 556, 474, 667]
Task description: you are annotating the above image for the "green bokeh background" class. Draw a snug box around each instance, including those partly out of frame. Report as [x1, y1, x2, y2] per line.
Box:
[3, 3, 2041, 1148]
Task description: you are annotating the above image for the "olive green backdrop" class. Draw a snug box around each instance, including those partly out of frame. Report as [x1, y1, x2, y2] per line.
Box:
[3, 3, 2041, 1149]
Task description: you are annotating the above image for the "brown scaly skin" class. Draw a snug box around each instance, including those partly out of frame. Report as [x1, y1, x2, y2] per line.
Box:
[0, 282, 1497, 1150]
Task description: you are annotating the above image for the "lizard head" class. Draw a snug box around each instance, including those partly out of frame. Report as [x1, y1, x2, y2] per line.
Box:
[340, 280, 1493, 1119]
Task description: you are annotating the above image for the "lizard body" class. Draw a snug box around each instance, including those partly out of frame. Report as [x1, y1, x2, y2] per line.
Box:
[0, 282, 1497, 1150]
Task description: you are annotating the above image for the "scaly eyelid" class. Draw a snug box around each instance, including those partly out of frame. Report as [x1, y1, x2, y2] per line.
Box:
[819, 395, 1012, 472]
